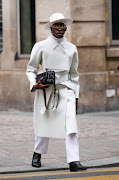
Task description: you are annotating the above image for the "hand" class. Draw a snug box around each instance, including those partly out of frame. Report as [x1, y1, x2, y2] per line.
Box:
[33, 77, 51, 90]
[76, 98, 78, 114]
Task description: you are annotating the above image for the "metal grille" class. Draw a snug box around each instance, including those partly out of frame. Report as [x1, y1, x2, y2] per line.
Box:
[0, 0, 2, 53]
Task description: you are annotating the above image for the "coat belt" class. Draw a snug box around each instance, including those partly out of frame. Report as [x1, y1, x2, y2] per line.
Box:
[40, 74, 69, 115]
[55, 73, 69, 84]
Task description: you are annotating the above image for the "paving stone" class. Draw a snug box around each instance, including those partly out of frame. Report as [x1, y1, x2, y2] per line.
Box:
[0, 110, 119, 173]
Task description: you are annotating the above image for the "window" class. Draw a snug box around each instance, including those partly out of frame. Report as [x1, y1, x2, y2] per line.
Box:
[0, 0, 3, 53]
[110, 0, 119, 45]
[18, 0, 35, 56]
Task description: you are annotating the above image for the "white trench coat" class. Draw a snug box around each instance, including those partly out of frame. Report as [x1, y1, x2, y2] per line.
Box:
[26, 35, 80, 139]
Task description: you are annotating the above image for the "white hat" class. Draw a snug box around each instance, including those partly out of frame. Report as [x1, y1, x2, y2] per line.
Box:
[45, 13, 73, 30]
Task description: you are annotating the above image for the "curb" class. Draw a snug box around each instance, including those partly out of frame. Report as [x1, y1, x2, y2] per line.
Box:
[0, 163, 119, 175]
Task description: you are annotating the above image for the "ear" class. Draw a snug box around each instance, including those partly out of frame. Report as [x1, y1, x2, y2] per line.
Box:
[65, 27, 67, 32]
[50, 27, 53, 32]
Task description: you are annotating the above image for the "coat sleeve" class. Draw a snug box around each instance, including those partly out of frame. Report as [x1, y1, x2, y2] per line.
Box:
[26, 42, 42, 92]
[69, 47, 80, 99]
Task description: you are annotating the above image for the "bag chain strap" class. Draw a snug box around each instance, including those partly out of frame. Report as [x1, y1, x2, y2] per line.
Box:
[43, 72, 59, 110]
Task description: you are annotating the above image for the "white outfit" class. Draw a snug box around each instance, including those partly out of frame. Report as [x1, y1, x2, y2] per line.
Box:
[26, 34, 80, 139]
[34, 134, 80, 164]
[26, 34, 80, 163]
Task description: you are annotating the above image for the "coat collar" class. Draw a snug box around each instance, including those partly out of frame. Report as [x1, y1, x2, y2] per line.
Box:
[47, 35, 67, 49]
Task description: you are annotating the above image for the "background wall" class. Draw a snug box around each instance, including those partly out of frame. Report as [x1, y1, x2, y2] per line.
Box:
[0, 0, 119, 113]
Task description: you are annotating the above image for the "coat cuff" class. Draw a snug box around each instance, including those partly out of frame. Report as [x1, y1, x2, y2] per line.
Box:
[30, 82, 36, 92]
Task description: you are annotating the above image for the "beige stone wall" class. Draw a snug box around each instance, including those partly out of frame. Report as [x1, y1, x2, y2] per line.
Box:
[0, 0, 119, 112]
[70, 0, 107, 112]
[71, 0, 105, 21]
[0, 71, 34, 111]
[0, 0, 34, 111]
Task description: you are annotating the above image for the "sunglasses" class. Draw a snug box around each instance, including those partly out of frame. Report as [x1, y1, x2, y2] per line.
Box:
[51, 24, 66, 30]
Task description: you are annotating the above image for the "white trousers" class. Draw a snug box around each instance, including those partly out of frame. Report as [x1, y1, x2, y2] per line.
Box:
[34, 133, 80, 164]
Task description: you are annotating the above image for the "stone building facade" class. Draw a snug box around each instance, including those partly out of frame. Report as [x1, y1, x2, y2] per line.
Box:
[0, 0, 119, 113]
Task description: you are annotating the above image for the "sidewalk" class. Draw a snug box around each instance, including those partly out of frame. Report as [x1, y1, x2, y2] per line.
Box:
[0, 110, 119, 174]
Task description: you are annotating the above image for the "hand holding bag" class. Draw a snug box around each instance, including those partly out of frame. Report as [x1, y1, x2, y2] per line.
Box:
[36, 71, 59, 110]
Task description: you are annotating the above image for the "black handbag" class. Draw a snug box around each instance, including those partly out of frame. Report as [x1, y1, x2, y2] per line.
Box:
[36, 71, 55, 85]
[36, 71, 59, 110]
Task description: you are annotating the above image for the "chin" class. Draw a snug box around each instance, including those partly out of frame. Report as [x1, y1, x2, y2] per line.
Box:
[57, 35, 63, 38]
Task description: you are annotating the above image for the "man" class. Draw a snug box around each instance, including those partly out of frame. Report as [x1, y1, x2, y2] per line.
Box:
[26, 13, 87, 172]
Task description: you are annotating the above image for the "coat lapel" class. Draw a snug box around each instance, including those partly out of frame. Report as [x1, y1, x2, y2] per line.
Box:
[46, 35, 67, 49]
[43, 36, 70, 71]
